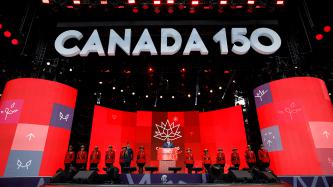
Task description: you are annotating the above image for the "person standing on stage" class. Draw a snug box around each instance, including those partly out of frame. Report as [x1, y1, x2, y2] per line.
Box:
[119, 146, 126, 173]
[162, 138, 175, 148]
[231, 148, 240, 170]
[125, 143, 134, 167]
[76, 145, 87, 170]
[185, 148, 194, 174]
[202, 149, 212, 173]
[258, 144, 270, 171]
[64, 145, 75, 171]
[90, 146, 101, 170]
[105, 145, 115, 169]
[215, 148, 226, 173]
[136, 146, 146, 174]
[245, 145, 256, 169]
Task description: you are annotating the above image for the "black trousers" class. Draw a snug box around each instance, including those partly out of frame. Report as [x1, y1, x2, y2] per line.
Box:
[185, 164, 194, 174]
[247, 163, 255, 169]
[261, 162, 270, 171]
[76, 163, 86, 170]
[120, 162, 131, 173]
[137, 163, 145, 174]
[233, 164, 240, 170]
[64, 163, 71, 171]
[204, 164, 211, 173]
[90, 163, 98, 170]
[214, 164, 225, 174]
[106, 163, 113, 168]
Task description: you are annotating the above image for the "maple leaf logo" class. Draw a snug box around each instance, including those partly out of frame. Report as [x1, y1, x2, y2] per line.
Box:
[153, 120, 182, 141]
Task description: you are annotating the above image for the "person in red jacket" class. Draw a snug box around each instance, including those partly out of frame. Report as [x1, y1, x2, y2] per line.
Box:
[245, 145, 256, 169]
[136, 146, 146, 174]
[258, 144, 270, 171]
[76, 145, 87, 170]
[90, 146, 101, 170]
[184, 148, 194, 174]
[64, 145, 75, 171]
[119, 146, 127, 173]
[105, 145, 115, 169]
[231, 148, 240, 170]
[202, 149, 211, 173]
[215, 148, 226, 173]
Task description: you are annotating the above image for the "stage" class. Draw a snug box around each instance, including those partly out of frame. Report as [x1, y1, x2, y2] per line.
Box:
[45, 184, 290, 187]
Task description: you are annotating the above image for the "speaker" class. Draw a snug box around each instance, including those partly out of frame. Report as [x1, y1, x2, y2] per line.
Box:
[260, 171, 279, 183]
[228, 170, 253, 182]
[73, 170, 98, 184]
[50, 170, 66, 183]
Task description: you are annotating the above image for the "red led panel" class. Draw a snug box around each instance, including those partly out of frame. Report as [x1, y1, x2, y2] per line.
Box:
[89, 105, 247, 173]
[254, 77, 333, 175]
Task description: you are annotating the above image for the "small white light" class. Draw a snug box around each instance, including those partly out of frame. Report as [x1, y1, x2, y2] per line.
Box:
[160, 95, 163, 99]
[233, 80, 236, 83]
[145, 95, 149, 98]
[187, 94, 191, 98]
[99, 81, 103, 85]
[120, 89, 124, 93]
[69, 68, 73, 72]
[210, 89, 213, 93]
[132, 92, 135, 95]
[197, 92, 201, 96]
[46, 62, 50, 66]
[219, 86, 222, 90]
[171, 96, 175, 99]
[112, 86, 116, 90]
[329, 93, 332, 96]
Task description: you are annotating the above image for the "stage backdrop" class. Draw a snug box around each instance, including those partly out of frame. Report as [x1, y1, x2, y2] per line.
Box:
[254, 77, 333, 175]
[89, 105, 247, 173]
[0, 78, 77, 177]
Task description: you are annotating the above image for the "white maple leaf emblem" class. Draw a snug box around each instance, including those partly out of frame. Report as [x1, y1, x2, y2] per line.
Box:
[153, 120, 182, 141]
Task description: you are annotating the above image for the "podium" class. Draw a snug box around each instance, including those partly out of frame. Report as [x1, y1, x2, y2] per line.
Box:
[156, 147, 179, 173]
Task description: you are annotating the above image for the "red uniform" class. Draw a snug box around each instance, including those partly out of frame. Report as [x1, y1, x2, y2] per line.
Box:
[119, 150, 126, 164]
[64, 151, 75, 164]
[216, 152, 226, 165]
[231, 152, 240, 165]
[258, 149, 270, 164]
[185, 152, 194, 165]
[245, 150, 256, 164]
[90, 150, 101, 164]
[76, 150, 87, 164]
[105, 150, 115, 164]
[136, 151, 146, 164]
[202, 154, 212, 165]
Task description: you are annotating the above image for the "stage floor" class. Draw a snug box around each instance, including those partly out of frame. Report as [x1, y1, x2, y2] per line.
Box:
[46, 184, 289, 187]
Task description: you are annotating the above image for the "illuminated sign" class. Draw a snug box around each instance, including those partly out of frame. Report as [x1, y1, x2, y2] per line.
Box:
[54, 28, 281, 57]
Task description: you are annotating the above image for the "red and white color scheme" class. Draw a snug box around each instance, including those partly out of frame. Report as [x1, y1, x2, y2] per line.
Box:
[254, 77, 333, 175]
[0, 78, 77, 176]
[89, 105, 247, 173]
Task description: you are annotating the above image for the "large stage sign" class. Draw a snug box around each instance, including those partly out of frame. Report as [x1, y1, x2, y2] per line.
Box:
[254, 77, 333, 175]
[89, 105, 247, 173]
[54, 28, 281, 57]
[0, 78, 77, 177]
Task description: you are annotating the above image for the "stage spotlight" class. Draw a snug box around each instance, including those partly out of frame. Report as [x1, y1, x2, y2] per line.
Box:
[100, 0, 108, 4]
[132, 7, 139, 13]
[323, 26, 331, 33]
[219, 0, 227, 5]
[153, 0, 161, 5]
[160, 95, 163, 99]
[69, 68, 73, 72]
[11, 39, 19, 46]
[171, 95, 175, 99]
[42, 0, 50, 4]
[73, 0, 81, 5]
[120, 89, 124, 93]
[247, 0, 255, 5]
[191, 0, 199, 6]
[210, 89, 213, 93]
[276, 0, 284, 5]
[219, 86, 222, 90]
[145, 95, 149, 98]
[99, 81, 103, 85]
[132, 92, 135, 95]
[4, 31, 11, 38]
[315, 34, 323, 41]
[197, 92, 201, 96]
[180, 68, 186, 73]
[167, 0, 174, 4]
[128, 0, 135, 4]
[148, 67, 154, 73]
[187, 94, 191, 98]
[46, 62, 51, 66]
[112, 86, 116, 90]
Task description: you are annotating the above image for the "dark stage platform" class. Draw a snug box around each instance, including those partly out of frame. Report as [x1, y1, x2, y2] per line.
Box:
[46, 184, 289, 187]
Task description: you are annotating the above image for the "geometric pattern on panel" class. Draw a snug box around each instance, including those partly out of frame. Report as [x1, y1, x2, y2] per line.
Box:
[4, 150, 43, 177]
[11, 124, 49, 151]
[50, 103, 74, 130]
[0, 100, 24, 125]
[309, 121, 333, 149]
[260, 125, 283, 152]
[253, 83, 273, 108]
[315, 148, 333, 174]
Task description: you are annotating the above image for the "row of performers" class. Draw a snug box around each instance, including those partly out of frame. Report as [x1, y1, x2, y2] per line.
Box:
[64, 144, 270, 174]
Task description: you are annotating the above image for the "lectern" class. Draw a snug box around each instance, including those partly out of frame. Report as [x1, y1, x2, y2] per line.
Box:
[156, 147, 179, 173]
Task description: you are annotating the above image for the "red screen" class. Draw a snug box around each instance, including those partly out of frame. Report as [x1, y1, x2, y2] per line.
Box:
[89, 105, 247, 173]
